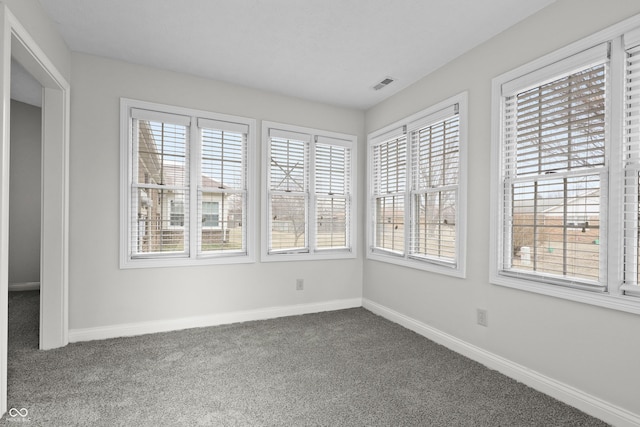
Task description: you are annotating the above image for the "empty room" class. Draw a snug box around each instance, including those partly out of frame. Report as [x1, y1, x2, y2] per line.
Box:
[1, 0, 639, 425]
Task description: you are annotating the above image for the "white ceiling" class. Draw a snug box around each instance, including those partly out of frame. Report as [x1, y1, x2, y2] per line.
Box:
[34, 0, 555, 110]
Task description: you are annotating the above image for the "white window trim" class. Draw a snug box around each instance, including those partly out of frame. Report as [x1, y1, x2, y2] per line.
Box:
[366, 92, 468, 278]
[261, 121, 357, 262]
[120, 98, 256, 268]
[489, 15, 640, 315]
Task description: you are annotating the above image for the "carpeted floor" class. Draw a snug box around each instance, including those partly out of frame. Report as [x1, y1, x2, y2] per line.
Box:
[2, 291, 607, 426]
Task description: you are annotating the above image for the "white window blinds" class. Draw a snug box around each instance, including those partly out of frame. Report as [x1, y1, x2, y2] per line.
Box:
[371, 135, 407, 254]
[489, 21, 640, 312]
[131, 112, 190, 257]
[199, 121, 248, 255]
[622, 33, 640, 296]
[368, 94, 467, 276]
[315, 138, 352, 250]
[268, 131, 310, 253]
[265, 124, 356, 257]
[500, 53, 608, 289]
[410, 113, 460, 264]
[122, 99, 254, 267]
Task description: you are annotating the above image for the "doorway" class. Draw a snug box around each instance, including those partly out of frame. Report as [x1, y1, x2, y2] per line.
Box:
[8, 58, 43, 348]
[0, 5, 70, 416]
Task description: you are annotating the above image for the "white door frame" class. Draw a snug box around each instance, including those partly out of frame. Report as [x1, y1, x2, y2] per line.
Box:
[0, 4, 70, 416]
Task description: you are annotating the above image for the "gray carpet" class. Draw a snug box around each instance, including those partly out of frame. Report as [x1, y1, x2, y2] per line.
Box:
[3, 291, 607, 426]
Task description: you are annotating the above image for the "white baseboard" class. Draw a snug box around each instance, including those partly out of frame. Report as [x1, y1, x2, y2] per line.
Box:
[362, 298, 640, 427]
[8, 281, 40, 292]
[69, 298, 362, 343]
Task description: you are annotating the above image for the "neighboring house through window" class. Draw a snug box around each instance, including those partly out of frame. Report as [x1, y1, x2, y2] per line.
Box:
[121, 99, 255, 268]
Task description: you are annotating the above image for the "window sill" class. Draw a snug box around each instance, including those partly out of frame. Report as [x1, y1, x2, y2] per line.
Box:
[367, 251, 465, 278]
[120, 253, 255, 269]
[491, 272, 640, 315]
[261, 249, 356, 262]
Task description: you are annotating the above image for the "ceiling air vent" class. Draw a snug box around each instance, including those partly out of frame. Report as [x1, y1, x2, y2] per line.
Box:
[373, 77, 395, 91]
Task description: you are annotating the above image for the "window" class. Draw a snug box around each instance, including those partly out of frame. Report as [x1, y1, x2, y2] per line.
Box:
[120, 99, 255, 268]
[500, 49, 607, 289]
[262, 121, 356, 260]
[623, 27, 640, 299]
[367, 93, 467, 276]
[372, 135, 406, 254]
[490, 18, 640, 313]
[202, 201, 219, 228]
[170, 199, 185, 227]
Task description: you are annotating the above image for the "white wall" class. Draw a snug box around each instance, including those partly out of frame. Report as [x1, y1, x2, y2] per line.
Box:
[68, 53, 365, 331]
[8, 100, 40, 285]
[364, 0, 640, 418]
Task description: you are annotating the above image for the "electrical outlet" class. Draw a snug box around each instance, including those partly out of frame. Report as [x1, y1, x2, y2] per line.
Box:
[477, 309, 488, 327]
[296, 279, 304, 291]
